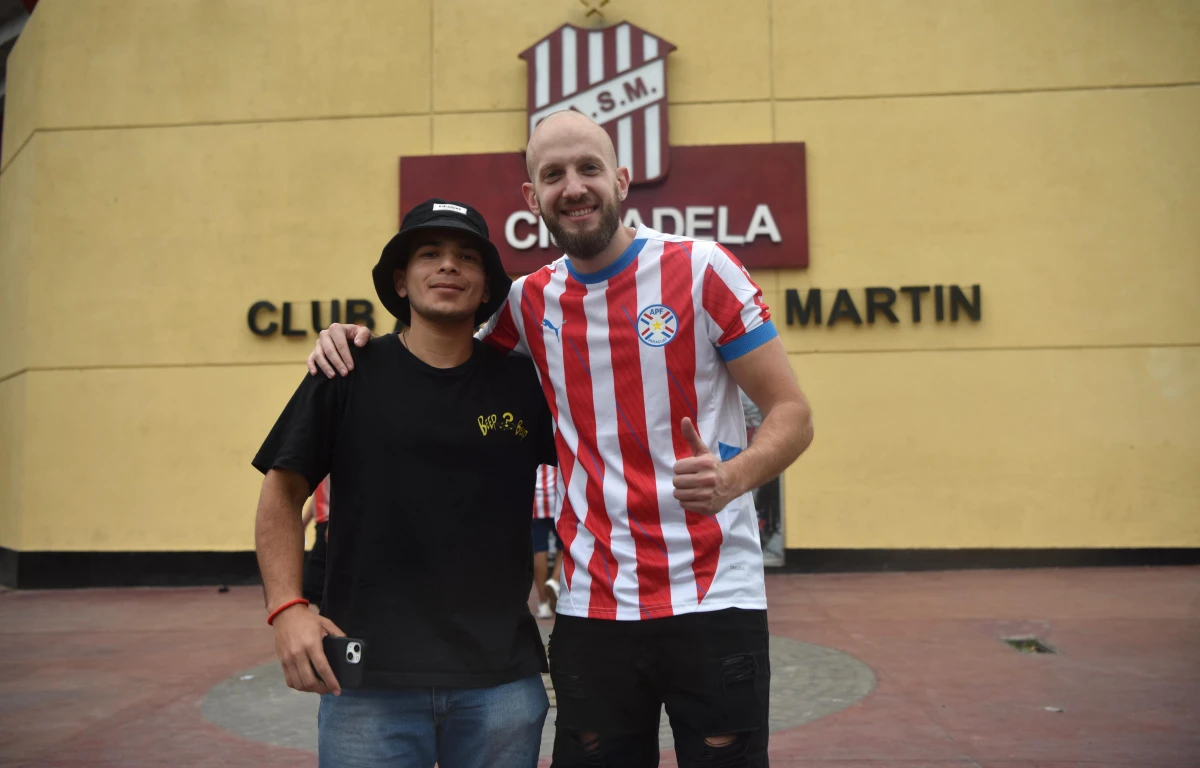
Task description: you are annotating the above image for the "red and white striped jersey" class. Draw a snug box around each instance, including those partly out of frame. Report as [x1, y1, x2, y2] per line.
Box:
[479, 225, 777, 620]
[313, 475, 331, 525]
[533, 464, 559, 520]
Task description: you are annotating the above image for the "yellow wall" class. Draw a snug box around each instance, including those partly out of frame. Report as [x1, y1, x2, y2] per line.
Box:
[1, 0, 1197, 552]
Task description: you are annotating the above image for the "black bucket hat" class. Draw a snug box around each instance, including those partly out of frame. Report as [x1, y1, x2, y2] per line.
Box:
[372, 199, 512, 326]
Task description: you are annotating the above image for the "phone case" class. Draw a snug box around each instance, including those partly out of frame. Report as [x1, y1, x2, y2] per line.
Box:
[322, 636, 367, 689]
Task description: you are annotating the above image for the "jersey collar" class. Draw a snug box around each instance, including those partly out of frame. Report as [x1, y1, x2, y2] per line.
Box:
[564, 226, 648, 284]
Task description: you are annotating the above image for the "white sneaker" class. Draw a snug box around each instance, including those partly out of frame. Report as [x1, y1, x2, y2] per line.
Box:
[536, 601, 554, 619]
[545, 579, 560, 599]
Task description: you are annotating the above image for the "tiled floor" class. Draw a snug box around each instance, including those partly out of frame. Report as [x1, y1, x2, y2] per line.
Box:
[1, 566, 1197, 767]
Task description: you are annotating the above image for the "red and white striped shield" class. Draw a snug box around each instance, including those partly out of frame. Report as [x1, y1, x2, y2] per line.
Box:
[520, 23, 677, 185]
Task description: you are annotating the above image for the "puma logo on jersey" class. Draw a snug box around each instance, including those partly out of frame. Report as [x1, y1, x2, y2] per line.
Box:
[541, 318, 564, 341]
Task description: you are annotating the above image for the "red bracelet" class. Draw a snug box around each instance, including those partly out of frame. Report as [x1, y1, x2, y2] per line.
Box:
[266, 598, 310, 626]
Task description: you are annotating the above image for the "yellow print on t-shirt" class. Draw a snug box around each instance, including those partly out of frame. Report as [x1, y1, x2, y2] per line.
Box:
[477, 412, 528, 439]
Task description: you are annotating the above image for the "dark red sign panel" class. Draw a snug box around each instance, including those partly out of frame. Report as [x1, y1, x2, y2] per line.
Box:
[399, 142, 808, 274]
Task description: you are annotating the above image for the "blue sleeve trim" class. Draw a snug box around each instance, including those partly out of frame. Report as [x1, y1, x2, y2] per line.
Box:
[717, 320, 778, 362]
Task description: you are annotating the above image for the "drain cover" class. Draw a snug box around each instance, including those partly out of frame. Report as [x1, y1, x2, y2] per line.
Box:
[1002, 636, 1056, 654]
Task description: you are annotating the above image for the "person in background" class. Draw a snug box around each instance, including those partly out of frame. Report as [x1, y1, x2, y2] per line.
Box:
[300, 475, 331, 607]
[741, 390, 781, 552]
[531, 464, 562, 618]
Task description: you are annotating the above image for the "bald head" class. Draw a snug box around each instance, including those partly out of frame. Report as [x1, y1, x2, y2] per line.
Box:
[520, 109, 631, 261]
[525, 110, 620, 181]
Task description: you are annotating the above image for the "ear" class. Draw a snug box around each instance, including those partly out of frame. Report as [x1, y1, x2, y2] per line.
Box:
[393, 267, 407, 298]
[521, 181, 540, 215]
[481, 280, 491, 305]
[615, 166, 631, 202]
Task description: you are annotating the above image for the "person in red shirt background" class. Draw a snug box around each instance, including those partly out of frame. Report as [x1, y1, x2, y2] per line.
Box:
[300, 475, 331, 606]
[531, 464, 564, 619]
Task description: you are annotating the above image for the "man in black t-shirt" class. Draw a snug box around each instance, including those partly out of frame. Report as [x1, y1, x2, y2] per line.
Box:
[253, 199, 556, 768]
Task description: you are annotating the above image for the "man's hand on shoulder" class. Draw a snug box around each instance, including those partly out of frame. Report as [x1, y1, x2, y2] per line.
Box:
[271, 601, 346, 695]
[307, 323, 373, 378]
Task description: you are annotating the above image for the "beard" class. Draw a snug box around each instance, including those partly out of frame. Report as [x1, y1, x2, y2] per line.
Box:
[541, 186, 623, 260]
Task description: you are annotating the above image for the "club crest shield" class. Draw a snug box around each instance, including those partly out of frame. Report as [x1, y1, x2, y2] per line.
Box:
[520, 23, 677, 185]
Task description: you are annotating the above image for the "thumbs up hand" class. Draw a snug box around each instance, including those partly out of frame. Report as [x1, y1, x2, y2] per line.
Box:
[673, 417, 735, 516]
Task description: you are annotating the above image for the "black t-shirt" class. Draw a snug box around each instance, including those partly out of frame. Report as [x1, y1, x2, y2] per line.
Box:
[253, 335, 556, 688]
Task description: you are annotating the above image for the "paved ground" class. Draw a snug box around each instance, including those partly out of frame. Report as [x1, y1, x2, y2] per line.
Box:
[1, 567, 1198, 767]
[199, 627, 876, 758]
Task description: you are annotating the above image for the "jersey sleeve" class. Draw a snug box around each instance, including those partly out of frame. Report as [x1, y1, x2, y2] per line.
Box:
[700, 243, 778, 362]
[475, 280, 530, 357]
[251, 372, 346, 493]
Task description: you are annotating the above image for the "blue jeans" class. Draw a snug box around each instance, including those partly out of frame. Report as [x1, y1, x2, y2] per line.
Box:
[317, 674, 549, 768]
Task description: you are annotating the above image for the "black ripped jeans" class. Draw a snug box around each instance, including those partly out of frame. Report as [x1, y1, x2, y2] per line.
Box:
[548, 608, 770, 767]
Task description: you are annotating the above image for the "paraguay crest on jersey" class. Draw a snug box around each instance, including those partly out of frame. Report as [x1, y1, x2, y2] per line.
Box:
[637, 303, 678, 347]
[520, 23, 677, 185]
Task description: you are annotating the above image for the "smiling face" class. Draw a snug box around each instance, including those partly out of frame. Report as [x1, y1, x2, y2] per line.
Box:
[394, 229, 490, 324]
[523, 111, 630, 261]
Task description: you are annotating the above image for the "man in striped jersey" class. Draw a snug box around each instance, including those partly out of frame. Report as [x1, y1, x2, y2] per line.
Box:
[309, 111, 814, 767]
